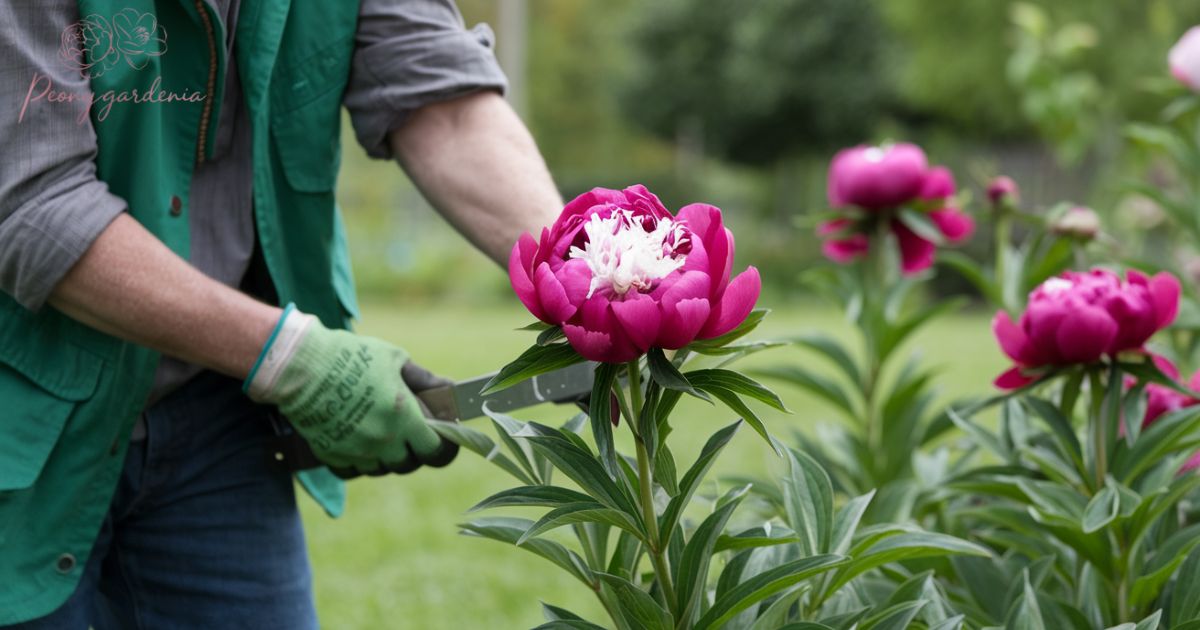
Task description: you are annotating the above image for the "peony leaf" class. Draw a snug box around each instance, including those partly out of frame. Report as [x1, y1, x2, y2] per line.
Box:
[468, 485, 594, 512]
[782, 447, 834, 557]
[431, 421, 537, 485]
[647, 347, 705, 398]
[1172, 548, 1200, 624]
[594, 573, 672, 630]
[897, 208, 946, 245]
[1005, 570, 1046, 630]
[460, 517, 594, 586]
[517, 502, 644, 546]
[859, 600, 927, 630]
[590, 363, 620, 477]
[688, 308, 771, 352]
[752, 365, 854, 420]
[1080, 485, 1118, 533]
[694, 554, 851, 630]
[537, 326, 566, 346]
[659, 422, 741, 549]
[791, 333, 862, 388]
[482, 343, 586, 395]
[687, 369, 788, 412]
[675, 486, 748, 625]
[517, 422, 641, 517]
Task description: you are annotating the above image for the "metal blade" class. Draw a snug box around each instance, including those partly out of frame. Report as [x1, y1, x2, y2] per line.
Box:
[418, 361, 597, 421]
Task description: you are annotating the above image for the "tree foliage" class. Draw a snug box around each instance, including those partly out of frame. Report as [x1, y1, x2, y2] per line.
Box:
[619, 0, 890, 167]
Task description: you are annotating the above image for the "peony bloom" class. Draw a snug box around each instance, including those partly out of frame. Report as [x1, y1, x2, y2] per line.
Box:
[828, 143, 929, 210]
[510, 185, 761, 363]
[818, 159, 974, 275]
[1170, 27, 1200, 92]
[986, 176, 1020, 207]
[1134, 360, 1200, 471]
[992, 268, 1181, 389]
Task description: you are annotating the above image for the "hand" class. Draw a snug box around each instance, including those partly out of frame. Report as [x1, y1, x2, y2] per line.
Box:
[245, 304, 458, 476]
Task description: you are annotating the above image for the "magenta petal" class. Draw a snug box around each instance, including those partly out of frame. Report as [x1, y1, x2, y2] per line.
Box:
[611, 294, 662, 353]
[822, 235, 870, 263]
[678, 203, 731, 297]
[509, 234, 547, 321]
[555, 258, 592, 309]
[534, 262, 578, 324]
[1152, 353, 1181, 380]
[563, 324, 615, 363]
[930, 208, 974, 243]
[1149, 272, 1181, 329]
[893, 222, 936, 275]
[994, 366, 1036, 390]
[992, 310, 1035, 364]
[1182, 452, 1200, 473]
[1055, 305, 1117, 363]
[652, 269, 711, 302]
[698, 267, 761, 339]
[919, 166, 957, 201]
[657, 297, 711, 349]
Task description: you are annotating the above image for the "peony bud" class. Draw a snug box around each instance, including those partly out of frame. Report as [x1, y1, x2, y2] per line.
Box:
[1051, 206, 1100, 240]
[1170, 26, 1200, 92]
[986, 176, 1020, 207]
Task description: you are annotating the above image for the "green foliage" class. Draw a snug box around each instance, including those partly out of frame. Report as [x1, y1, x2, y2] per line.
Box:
[620, 0, 889, 166]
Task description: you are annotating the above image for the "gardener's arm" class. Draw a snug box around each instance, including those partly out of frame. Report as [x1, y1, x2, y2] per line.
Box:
[389, 91, 561, 265]
[344, 0, 560, 266]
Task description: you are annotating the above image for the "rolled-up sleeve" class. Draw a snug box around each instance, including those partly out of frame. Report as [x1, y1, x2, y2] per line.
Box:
[0, 1, 127, 311]
[344, 0, 509, 159]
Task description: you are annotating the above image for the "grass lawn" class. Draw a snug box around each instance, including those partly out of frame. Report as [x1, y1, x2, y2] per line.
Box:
[301, 298, 1007, 629]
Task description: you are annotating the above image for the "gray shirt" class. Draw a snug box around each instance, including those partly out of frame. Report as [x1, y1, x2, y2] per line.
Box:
[0, 0, 506, 403]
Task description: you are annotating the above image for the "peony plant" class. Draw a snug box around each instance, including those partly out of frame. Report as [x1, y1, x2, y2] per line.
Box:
[437, 186, 984, 629]
[940, 267, 1200, 626]
[761, 143, 977, 518]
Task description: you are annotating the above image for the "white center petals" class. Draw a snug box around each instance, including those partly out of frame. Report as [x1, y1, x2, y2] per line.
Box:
[864, 147, 886, 162]
[568, 210, 689, 298]
[1040, 277, 1074, 295]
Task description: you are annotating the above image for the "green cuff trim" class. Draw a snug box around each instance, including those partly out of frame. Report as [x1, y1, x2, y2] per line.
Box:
[243, 303, 296, 394]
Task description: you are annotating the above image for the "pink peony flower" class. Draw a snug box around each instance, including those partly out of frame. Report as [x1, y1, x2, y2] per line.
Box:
[817, 163, 974, 275]
[992, 268, 1181, 389]
[986, 176, 1020, 206]
[1132, 360, 1200, 472]
[828, 143, 929, 210]
[510, 185, 761, 363]
[1169, 27, 1200, 92]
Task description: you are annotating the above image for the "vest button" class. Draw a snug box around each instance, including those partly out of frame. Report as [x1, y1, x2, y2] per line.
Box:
[169, 195, 183, 217]
[55, 553, 76, 573]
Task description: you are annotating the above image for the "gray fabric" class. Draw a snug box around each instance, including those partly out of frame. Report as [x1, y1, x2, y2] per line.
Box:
[345, 0, 508, 158]
[0, 0, 507, 404]
[0, 1, 128, 312]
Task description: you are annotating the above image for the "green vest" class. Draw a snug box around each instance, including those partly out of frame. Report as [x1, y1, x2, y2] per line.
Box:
[0, 0, 361, 621]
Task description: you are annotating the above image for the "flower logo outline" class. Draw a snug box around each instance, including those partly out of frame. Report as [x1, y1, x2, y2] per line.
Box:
[58, 10, 167, 78]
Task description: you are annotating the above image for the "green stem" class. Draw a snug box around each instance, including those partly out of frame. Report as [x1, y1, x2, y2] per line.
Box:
[1087, 369, 1107, 492]
[626, 361, 678, 616]
[994, 211, 1012, 310]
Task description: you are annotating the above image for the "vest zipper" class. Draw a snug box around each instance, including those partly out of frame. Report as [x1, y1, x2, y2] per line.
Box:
[194, 0, 218, 165]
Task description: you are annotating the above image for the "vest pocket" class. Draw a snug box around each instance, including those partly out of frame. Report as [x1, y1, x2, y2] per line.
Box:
[271, 95, 343, 194]
[0, 357, 100, 492]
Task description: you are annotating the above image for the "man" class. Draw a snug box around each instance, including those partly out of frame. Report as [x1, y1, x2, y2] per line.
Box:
[0, 0, 561, 627]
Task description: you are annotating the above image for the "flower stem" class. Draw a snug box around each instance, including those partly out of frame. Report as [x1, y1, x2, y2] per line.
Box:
[626, 360, 678, 615]
[1087, 369, 1107, 492]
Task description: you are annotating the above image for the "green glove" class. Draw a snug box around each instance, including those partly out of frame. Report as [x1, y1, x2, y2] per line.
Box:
[245, 304, 457, 476]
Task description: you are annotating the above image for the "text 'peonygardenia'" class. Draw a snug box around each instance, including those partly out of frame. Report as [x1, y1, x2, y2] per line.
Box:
[991, 268, 1181, 389]
[509, 185, 761, 363]
[818, 143, 974, 275]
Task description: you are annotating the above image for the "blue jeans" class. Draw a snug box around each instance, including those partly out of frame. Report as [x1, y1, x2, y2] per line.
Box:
[8, 371, 318, 629]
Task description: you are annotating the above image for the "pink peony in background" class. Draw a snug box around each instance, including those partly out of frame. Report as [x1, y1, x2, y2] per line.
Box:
[992, 268, 1181, 388]
[510, 185, 761, 363]
[1170, 26, 1200, 91]
[819, 144, 974, 274]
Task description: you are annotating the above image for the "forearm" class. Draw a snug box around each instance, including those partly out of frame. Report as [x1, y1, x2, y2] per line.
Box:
[48, 214, 280, 378]
[389, 91, 561, 264]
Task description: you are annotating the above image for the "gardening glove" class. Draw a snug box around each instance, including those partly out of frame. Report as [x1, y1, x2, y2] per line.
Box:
[244, 304, 458, 477]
